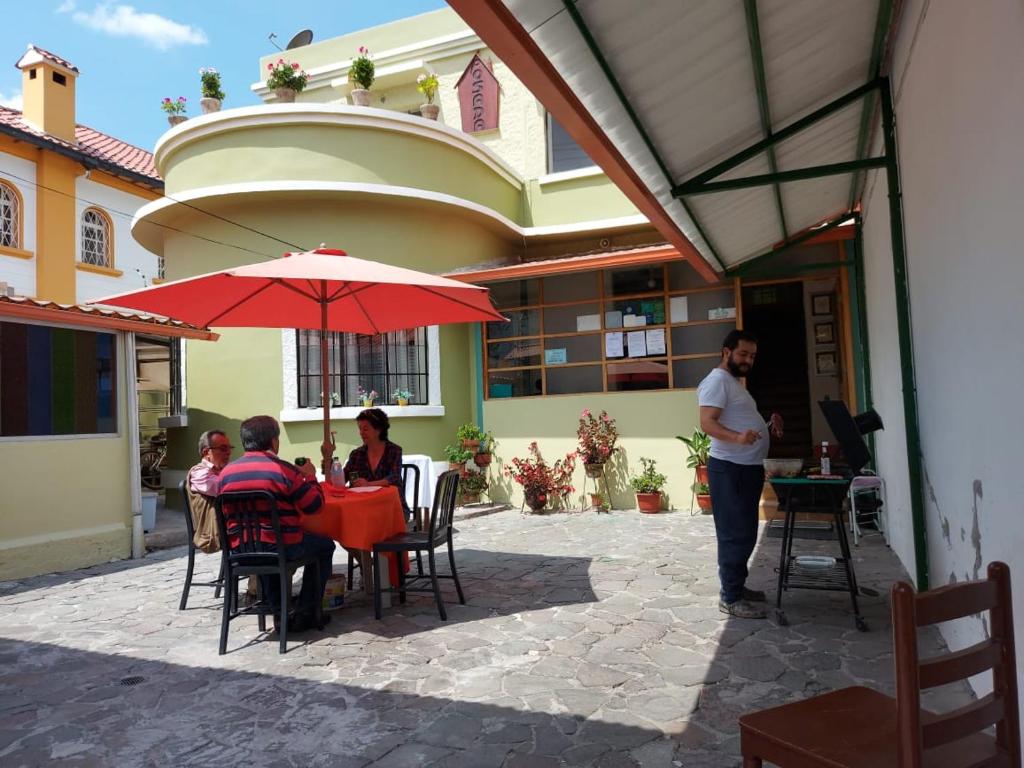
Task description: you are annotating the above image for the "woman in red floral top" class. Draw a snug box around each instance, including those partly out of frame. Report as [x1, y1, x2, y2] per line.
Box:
[343, 408, 408, 517]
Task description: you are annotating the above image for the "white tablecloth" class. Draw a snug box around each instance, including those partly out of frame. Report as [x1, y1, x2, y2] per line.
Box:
[402, 454, 438, 511]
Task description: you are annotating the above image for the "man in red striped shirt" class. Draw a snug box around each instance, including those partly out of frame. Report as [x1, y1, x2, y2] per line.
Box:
[219, 415, 335, 631]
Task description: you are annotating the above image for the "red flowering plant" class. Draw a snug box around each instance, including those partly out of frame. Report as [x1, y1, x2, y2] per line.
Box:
[265, 58, 309, 92]
[504, 441, 576, 509]
[576, 409, 619, 466]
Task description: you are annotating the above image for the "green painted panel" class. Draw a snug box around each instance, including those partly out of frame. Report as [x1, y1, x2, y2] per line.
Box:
[50, 328, 75, 434]
[525, 174, 640, 226]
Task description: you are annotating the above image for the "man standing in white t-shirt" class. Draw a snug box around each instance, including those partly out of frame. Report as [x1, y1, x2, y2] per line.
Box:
[697, 330, 783, 619]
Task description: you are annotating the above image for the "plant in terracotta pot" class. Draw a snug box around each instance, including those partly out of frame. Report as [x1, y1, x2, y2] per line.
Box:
[199, 67, 225, 113]
[630, 457, 667, 513]
[161, 96, 188, 126]
[577, 408, 618, 478]
[695, 482, 712, 514]
[444, 443, 474, 475]
[349, 46, 374, 106]
[456, 423, 484, 451]
[356, 384, 377, 407]
[677, 428, 710, 486]
[392, 388, 411, 407]
[265, 58, 308, 102]
[473, 431, 495, 467]
[505, 441, 576, 514]
[459, 469, 488, 505]
[416, 72, 440, 120]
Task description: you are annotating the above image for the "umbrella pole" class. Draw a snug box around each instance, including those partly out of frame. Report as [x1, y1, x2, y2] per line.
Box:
[320, 287, 335, 475]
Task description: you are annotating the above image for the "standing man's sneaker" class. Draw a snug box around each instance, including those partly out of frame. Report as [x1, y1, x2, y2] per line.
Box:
[741, 586, 767, 602]
[719, 599, 767, 619]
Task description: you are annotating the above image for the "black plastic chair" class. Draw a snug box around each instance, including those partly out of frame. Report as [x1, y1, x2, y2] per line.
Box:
[178, 480, 225, 610]
[372, 469, 465, 621]
[214, 491, 323, 654]
[348, 463, 422, 588]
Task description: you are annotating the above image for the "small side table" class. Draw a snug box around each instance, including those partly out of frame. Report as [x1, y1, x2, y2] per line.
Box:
[768, 477, 868, 632]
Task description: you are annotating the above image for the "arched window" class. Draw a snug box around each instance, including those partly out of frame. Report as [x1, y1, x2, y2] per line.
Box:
[81, 208, 112, 267]
[0, 181, 22, 249]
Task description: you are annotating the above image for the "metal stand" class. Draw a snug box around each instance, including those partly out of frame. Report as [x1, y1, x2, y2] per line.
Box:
[582, 465, 611, 513]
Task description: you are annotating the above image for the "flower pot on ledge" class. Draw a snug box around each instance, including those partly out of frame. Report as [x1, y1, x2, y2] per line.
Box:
[351, 88, 371, 106]
[636, 492, 662, 513]
[200, 97, 222, 114]
[362, 399, 374, 408]
[420, 103, 439, 120]
[397, 398, 409, 407]
[274, 87, 297, 103]
[167, 115, 187, 127]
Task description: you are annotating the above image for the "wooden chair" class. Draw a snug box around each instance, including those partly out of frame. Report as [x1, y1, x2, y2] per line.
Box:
[739, 561, 1020, 767]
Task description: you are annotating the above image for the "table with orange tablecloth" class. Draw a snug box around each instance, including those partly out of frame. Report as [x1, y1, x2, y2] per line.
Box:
[299, 484, 408, 589]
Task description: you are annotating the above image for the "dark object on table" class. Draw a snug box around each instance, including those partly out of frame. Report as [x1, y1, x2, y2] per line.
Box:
[178, 480, 225, 610]
[818, 398, 884, 474]
[739, 561, 1020, 768]
[372, 470, 466, 621]
[294, 457, 308, 467]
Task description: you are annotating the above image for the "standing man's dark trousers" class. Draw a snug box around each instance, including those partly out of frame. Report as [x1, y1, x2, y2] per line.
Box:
[707, 457, 765, 603]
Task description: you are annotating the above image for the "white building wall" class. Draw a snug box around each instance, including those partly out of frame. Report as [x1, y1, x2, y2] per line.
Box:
[74, 178, 160, 302]
[861, 0, 1024, 700]
[0, 153, 38, 297]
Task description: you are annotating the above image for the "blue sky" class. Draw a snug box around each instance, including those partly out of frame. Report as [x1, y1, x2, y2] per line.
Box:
[0, 1, 447, 151]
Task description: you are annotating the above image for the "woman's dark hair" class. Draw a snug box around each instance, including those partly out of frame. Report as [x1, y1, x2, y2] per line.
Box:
[356, 408, 390, 441]
[239, 415, 280, 452]
[722, 329, 758, 351]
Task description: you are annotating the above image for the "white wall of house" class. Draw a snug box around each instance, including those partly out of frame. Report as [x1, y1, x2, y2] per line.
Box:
[0, 153, 38, 296]
[862, 0, 1024, 700]
[74, 177, 159, 302]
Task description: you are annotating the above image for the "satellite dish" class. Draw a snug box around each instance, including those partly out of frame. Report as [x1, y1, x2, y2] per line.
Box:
[286, 29, 313, 49]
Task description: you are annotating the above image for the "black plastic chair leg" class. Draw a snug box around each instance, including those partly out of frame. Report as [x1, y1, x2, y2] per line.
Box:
[214, 555, 225, 599]
[347, 551, 357, 590]
[278, 571, 289, 654]
[448, 539, 465, 605]
[372, 550, 383, 620]
[397, 559, 407, 604]
[218, 567, 232, 655]
[179, 544, 196, 610]
[428, 548, 447, 621]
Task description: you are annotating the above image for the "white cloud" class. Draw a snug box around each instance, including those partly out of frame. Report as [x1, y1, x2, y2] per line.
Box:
[0, 91, 24, 110]
[56, 0, 76, 13]
[65, 4, 208, 50]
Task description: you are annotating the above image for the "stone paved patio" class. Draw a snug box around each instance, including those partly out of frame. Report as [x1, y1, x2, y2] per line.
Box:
[0, 509, 973, 767]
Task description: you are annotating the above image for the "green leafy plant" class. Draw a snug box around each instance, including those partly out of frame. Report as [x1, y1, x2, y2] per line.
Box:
[461, 470, 488, 495]
[266, 58, 308, 92]
[416, 72, 439, 104]
[477, 430, 496, 453]
[350, 46, 375, 89]
[676, 429, 710, 468]
[161, 96, 187, 115]
[577, 408, 618, 465]
[630, 457, 667, 494]
[456, 423, 485, 442]
[199, 67, 225, 100]
[444, 444, 474, 464]
[392, 388, 411, 402]
[695, 482, 710, 495]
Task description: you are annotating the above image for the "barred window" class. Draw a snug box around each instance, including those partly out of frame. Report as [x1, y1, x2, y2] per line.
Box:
[296, 328, 429, 407]
[81, 208, 112, 267]
[0, 182, 21, 249]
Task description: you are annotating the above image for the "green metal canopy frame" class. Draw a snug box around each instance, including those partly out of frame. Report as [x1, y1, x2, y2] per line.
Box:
[560, 0, 929, 588]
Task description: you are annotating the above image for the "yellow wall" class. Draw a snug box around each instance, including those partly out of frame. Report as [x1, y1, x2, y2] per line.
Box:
[21, 62, 77, 144]
[0, 332, 133, 580]
[34, 152, 80, 303]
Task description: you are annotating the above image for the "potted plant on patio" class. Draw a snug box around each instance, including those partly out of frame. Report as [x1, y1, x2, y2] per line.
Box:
[459, 469, 488, 505]
[577, 408, 618, 478]
[349, 46, 374, 106]
[265, 58, 308, 102]
[473, 431, 495, 467]
[695, 482, 712, 514]
[457, 423, 484, 451]
[677, 428, 710, 486]
[357, 385, 378, 407]
[392, 388, 411, 407]
[161, 96, 188, 126]
[199, 67, 225, 113]
[630, 457, 667, 513]
[444, 443, 474, 475]
[505, 441, 575, 514]
[416, 72, 440, 120]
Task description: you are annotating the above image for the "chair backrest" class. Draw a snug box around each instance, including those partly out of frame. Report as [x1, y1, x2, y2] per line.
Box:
[179, 480, 196, 542]
[428, 470, 460, 542]
[401, 462, 421, 512]
[892, 561, 1020, 767]
[214, 490, 287, 567]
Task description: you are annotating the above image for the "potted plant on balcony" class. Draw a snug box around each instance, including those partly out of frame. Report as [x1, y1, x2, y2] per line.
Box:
[349, 46, 374, 106]
[505, 441, 575, 514]
[444, 443, 474, 475]
[199, 67, 225, 113]
[357, 385, 377, 407]
[677, 428, 710, 486]
[577, 408, 618, 478]
[474, 431, 495, 467]
[416, 72, 440, 120]
[459, 469, 488, 505]
[265, 58, 308, 103]
[630, 457, 667, 513]
[695, 482, 712, 514]
[392, 388, 411, 407]
[161, 96, 188, 126]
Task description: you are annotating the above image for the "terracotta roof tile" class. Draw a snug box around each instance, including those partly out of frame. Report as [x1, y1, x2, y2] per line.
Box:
[22, 45, 79, 73]
[0, 105, 160, 185]
[0, 293, 210, 336]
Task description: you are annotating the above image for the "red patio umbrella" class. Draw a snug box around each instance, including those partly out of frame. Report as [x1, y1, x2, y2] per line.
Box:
[97, 247, 504, 469]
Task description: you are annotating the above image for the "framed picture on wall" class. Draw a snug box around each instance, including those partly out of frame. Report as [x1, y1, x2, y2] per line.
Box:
[815, 351, 838, 376]
[814, 322, 835, 344]
[811, 293, 833, 316]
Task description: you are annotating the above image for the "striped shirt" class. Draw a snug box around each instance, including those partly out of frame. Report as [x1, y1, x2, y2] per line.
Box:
[218, 451, 323, 547]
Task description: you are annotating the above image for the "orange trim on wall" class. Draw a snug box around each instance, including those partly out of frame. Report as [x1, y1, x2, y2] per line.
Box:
[0, 301, 218, 340]
[0, 134, 40, 163]
[447, 0, 720, 284]
[88, 170, 161, 201]
[75, 262, 123, 278]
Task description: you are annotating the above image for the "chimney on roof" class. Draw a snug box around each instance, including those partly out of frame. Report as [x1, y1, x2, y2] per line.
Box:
[15, 44, 79, 144]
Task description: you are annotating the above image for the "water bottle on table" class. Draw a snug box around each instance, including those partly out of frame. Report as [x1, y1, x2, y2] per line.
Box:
[329, 458, 345, 487]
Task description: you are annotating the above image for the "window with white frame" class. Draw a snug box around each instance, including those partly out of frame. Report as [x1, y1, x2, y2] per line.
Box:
[546, 113, 594, 173]
[0, 181, 21, 249]
[81, 208, 112, 267]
